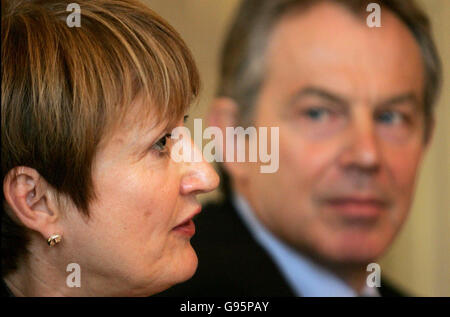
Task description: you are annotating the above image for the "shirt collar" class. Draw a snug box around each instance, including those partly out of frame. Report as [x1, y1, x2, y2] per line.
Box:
[232, 192, 380, 297]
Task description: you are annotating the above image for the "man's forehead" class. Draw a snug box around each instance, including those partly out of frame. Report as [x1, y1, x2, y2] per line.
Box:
[267, 2, 421, 61]
[262, 2, 424, 102]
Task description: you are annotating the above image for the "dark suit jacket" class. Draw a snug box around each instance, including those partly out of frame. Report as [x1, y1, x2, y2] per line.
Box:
[159, 195, 406, 297]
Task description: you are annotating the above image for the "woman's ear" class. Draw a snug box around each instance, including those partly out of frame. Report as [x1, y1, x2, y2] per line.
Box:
[3, 166, 62, 240]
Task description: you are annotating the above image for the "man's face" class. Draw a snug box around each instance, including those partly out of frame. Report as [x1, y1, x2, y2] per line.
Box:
[240, 3, 429, 264]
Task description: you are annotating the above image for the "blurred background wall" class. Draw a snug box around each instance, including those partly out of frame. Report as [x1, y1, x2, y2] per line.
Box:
[143, 0, 449, 296]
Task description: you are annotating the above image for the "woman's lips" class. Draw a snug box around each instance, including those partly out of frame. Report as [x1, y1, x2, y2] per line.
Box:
[172, 207, 201, 237]
[172, 219, 196, 237]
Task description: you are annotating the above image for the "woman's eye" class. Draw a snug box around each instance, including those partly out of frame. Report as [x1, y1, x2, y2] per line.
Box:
[151, 133, 171, 152]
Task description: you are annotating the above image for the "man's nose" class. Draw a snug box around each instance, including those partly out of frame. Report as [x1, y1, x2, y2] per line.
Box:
[338, 112, 381, 172]
[180, 141, 220, 195]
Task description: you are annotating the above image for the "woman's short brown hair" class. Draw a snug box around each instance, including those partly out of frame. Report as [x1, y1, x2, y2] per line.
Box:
[1, 0, 200, 275]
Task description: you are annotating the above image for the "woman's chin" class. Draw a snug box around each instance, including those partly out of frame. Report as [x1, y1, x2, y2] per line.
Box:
[175, 243, 199, 282]
[147, 245, 198, 295]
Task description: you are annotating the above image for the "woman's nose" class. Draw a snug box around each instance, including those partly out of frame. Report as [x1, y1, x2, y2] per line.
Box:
[180, 141, 219, 195]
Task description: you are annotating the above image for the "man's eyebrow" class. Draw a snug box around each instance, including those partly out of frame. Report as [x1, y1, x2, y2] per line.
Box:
[376, 92, 420, 109]
[288, 86, 349, 106]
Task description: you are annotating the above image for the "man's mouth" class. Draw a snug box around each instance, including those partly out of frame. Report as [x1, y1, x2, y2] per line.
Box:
[324, 197, 387, 219]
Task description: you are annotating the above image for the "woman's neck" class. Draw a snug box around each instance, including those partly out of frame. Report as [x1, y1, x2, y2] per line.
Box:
[4, 245, 81, 297]
[5, 262, 66, 296]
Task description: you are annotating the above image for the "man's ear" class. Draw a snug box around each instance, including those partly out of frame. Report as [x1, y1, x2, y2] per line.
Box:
[207, 97, 239, 130]
[207, 97, 248, 180]
[3, 166, 62, 240]
[424, 117, 436, 148]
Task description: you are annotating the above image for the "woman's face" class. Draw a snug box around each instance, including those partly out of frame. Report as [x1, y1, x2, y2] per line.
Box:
[59, 100, 219, 296]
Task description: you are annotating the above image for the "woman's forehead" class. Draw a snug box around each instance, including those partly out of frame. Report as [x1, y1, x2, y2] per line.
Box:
[102, 95, 185, 146]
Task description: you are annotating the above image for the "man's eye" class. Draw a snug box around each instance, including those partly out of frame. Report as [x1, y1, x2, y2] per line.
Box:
[302, 107, 330, 121]
[152, 133, 171, 152]
[377, 111, 405, 125]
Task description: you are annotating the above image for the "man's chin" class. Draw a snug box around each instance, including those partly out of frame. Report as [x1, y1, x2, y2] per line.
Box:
[321, 238, 390, 265]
